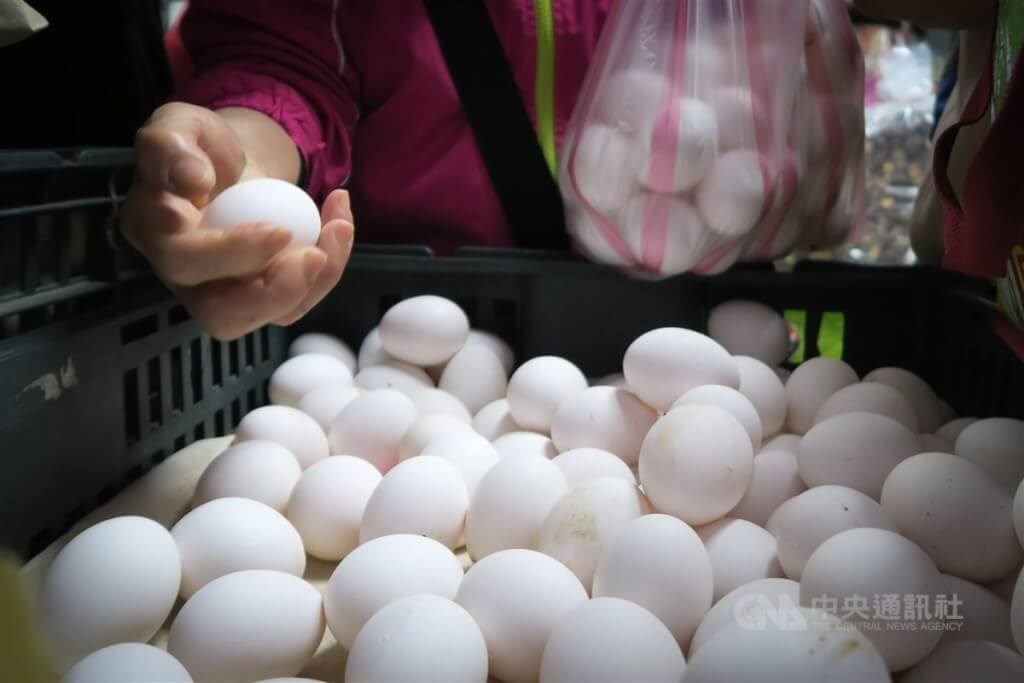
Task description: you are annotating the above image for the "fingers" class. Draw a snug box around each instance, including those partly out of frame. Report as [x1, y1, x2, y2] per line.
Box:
[184, 247, 329, 341]
[321, 189, 353, 225]
[120, 187, 294, 287]
[272, 217, 354, 326]
[135, 102, 247, 203]
[160, 223, 295, 287]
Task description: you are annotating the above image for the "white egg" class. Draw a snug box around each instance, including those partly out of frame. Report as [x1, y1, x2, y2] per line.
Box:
[935, 417, 978, 445]
[439, 344, 508, 415]
[551, 448, 637, 488]
[269, 354, 353, 408]
[639, 405, 754, 526]
[800, 528, 945, 672]
[1013, 567, 1024, 654]
[171, 497, 305, 599]
[766, 485, 896, 580]
[990, 571, 1021, 602]
[409, 387, 472, 423]
[900, 640, 1024, 683]
[235, 405, 330, 470]
[288, 333, 356, 372]
[356, 327, 393, 370]
[784, 357, 859, 435]
[492, 431, 558, 459]
[38, 517, 181, 671]
[286, 456, 381, 561]
[1016, 479, 1024, 551]
[620, 192, 720, 276]
[697, 518, 784, 603]
[684, 608, 889, 682]
[550, 386, 657, 466]
[672, 384, 763, 452]
[359, 455, 469, 549]
[192, 440, 301, 512]
[728, 449, 807, 527]
[353, 360, 434, 395]
[798, 412, 921, 499]
[814, 382, 920, 433]
[472, 398, 520, 441]
[592, 514, 714, 650]
[540, 597, 686, 683]
[595, 68, 665, 134]
[623, 328, 739, 412]
[880, 453, 1022, 582]
[568, 207, 635, 268]
[378, 295, 470, 366]
[507, 356, 588, 434]
[202, 178, 321, 247]
[420, 431, 500, 499]
[396, 413, 472, 462]
[167, 570, 324, 683]
[63, 643, 192, 683]
[295, 385, 362, 433]
[941, 574, 1014, 649]
[637, 97, 719, 194]
[464, 329, 514, 374]
[536, 478, 649, 592]
[456, 549, 589, 683]
[708, 87, 763, 150]
[696, 150, 767, 237]
[344, 595, 488, 683]
[955, 418, 1024, 493]
[734, 356, 788, 437]
[466, 454, 568, 561]
[327, 389, 418, 473]
[762, 433, 802, 454]
[324, 534, 464, 650]
[572, 124, 637, 214]
[708, 302, 790, 367]
[688, 578, 801, 655]
[863, 367, 943, 434]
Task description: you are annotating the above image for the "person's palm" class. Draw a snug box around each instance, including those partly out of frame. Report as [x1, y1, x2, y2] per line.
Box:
[121, 103, 354, 340]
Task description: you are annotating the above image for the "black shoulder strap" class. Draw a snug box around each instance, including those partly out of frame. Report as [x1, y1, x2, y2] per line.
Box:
[423, 0, 569, 251]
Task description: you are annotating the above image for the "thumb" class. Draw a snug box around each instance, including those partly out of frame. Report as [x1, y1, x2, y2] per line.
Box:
[135, 103, 247, 203]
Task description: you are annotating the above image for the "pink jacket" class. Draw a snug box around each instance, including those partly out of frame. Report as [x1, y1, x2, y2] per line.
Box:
[175, 0, 613, 255]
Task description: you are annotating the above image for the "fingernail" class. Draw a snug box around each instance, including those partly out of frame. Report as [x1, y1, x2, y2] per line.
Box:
[168, 157, 212, 194]
[302, 248, 328, 285]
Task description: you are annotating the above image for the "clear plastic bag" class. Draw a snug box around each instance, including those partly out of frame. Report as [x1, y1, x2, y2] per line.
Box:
[791, 0, 867, 256]
[560, 0, 810, 277]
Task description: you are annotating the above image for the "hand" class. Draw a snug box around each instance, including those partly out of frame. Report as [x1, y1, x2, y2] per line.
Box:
[120, 102, 354, 340]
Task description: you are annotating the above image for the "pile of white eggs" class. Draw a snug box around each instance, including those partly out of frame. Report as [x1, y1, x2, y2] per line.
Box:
[566, 11, 864, 276]
[36, 294, 1024, 683]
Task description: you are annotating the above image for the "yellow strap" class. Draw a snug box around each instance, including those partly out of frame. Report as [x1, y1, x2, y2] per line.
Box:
[534, 0, 557, 176]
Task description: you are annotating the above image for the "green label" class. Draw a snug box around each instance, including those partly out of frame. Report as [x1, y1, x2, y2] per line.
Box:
[994, 0, 1024, 111]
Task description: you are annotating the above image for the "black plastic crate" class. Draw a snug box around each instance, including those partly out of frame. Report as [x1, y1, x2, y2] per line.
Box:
[0, 149, 141, 339]
[0, 151, 285, 559]
[2, 150, 1022, 563]
[298, 249, 1023, 423]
